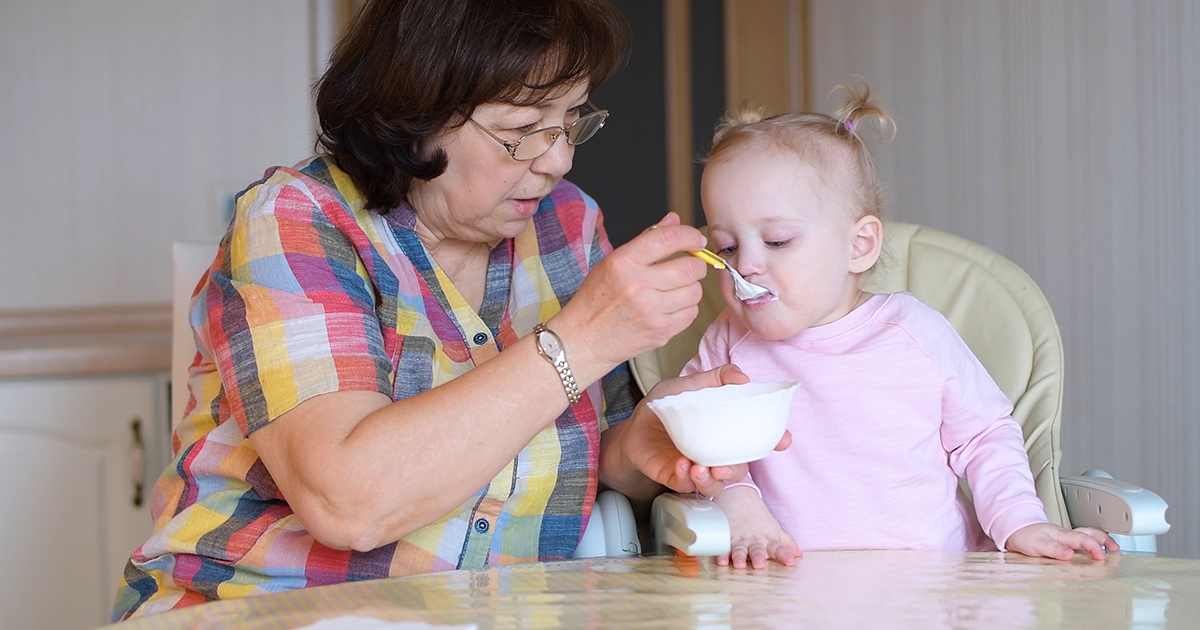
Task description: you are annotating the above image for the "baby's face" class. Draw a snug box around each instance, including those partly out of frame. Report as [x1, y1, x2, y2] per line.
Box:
[700, 150, 867, 340]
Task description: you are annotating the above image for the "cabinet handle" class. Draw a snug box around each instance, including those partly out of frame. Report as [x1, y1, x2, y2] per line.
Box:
[130, 418, 144, 508]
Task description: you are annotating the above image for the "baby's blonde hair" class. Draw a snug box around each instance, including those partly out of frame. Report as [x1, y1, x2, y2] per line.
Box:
[705, 77, 896, 220]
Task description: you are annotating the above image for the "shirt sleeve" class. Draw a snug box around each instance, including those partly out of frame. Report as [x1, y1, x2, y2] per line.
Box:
[599, 362, 637, 432]
[931, 313, 1048, 550]
[200, 169, 394, 436]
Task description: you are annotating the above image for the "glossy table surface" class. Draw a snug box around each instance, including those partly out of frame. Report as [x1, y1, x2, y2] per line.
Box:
[101, 551, 1200, 629]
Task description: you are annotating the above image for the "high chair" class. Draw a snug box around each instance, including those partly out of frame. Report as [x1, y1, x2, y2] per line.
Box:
[578, 222, 1169, 559]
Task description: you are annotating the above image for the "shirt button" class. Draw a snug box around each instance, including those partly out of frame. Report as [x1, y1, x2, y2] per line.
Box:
[474, 518, 490, 534]
[473, 332, 489, 345]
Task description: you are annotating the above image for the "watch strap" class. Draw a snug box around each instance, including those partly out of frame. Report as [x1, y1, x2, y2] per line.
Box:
[533, 323, 582, 405]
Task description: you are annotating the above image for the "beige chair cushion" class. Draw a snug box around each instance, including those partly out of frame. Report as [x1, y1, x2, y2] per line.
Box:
[629, 222, 1069, 527]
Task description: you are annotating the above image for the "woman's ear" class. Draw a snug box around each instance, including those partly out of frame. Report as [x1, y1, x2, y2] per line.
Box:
[848, 215, 883, 274]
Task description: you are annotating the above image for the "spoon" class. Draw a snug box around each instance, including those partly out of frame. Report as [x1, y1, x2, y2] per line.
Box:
[645, 224, 771, 301]
[685, 248, 772, 301]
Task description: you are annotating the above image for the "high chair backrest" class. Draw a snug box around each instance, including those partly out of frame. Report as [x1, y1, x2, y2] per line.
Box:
[171, 242, 219, 434]
[628, 222, 1070, 527]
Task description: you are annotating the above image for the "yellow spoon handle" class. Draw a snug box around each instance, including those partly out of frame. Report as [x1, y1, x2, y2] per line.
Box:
[645, 224, 728, 269]
[687, 248, 728, 270]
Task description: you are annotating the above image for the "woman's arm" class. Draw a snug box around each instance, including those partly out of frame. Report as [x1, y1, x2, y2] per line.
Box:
[249, 215, 710, 552]
[251, 334, 586, 552]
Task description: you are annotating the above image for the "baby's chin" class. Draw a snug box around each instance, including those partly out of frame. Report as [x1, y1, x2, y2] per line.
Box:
[739, 299, 808, 340]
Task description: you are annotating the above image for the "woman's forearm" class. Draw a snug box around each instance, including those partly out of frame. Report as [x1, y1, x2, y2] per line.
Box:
[250, 332, 619, 551]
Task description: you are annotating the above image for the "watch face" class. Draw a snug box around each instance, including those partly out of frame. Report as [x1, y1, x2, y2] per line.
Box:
[538, 330, 562, 357]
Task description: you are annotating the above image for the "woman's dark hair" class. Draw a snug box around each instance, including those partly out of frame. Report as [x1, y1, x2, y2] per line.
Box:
[315, 0, 631, 212]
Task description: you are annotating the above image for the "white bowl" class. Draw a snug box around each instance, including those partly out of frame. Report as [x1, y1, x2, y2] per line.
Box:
[646, 380, 798, 467]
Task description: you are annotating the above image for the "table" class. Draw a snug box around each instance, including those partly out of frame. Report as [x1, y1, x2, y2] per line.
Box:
[98, 551, 1200, 629]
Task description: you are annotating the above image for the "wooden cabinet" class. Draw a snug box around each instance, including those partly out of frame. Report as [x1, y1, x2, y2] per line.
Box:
[0, 373, 170, 630]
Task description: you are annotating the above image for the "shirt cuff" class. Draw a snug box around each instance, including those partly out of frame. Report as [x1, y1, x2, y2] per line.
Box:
[989, 503, 1052, 551]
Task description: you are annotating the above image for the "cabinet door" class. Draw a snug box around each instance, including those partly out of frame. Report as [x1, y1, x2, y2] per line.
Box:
[0, 374, 168, 630]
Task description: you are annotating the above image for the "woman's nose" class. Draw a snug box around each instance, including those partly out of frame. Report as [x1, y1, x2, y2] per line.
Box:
[530, 132, 574, 177]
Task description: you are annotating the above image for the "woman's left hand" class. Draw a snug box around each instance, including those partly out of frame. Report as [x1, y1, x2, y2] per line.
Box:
[600, 364, 792, 499]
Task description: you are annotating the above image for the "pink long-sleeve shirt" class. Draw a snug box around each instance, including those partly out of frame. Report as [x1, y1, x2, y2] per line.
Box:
[682, 292, 1048, 551]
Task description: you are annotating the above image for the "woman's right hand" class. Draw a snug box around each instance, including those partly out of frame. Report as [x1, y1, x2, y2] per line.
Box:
[600, 364, 791, 501]
[550, 212, 709, 376]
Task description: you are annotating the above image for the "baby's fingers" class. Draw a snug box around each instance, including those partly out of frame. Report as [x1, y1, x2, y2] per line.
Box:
[1075, 527, 1120, 554]
[1065, 529, 1108, 561]
[1041, 539, 1076, 561]
[769, 540, 802, 567]
[746, 543, 770, 570]
[767, 545, 799, 567]
[725, 544, 750, 569]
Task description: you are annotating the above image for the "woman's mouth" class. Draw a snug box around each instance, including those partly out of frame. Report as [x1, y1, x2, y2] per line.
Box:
[509, 197, 542, 217]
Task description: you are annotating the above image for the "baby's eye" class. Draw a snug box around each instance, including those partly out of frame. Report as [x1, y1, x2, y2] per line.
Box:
[717, 244, 738, 256]
[765, 239, 792, 248]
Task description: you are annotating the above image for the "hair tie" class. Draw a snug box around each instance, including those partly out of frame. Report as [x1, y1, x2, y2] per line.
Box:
[844, 119, 855, 132]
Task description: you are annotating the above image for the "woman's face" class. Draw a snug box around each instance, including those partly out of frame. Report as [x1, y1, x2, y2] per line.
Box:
[408, 82, 591, 245]
[701, 149, 871, 341]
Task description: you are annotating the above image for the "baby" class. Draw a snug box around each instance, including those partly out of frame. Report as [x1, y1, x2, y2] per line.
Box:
[684, 81, 1117, 569]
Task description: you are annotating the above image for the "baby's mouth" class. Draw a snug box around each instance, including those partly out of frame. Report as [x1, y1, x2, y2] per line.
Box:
[742, 292, 778, 306]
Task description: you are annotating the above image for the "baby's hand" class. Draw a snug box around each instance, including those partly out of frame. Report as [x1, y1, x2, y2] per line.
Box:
[711, 486, 802, 569]
[1005, 523, 1118, 561]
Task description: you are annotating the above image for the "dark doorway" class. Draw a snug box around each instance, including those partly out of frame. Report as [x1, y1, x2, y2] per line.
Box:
[569, 1, 724, 247]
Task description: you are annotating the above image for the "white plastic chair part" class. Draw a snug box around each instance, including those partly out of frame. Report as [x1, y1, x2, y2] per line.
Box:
[574, 490, 641, 558]
[171, 242, 219, 433]
[1061, 469, 1170, 554]
[651, 493, 730, 557]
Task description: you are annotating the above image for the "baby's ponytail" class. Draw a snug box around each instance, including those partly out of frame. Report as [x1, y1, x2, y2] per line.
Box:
[712, 102, 768, 146]
[832, 77, 896, 144]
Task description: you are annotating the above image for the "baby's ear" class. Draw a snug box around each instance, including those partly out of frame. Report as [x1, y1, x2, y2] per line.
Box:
[848, 215, 883, 274]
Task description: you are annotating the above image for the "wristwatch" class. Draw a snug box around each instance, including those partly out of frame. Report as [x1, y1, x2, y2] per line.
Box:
[533, 322, 582, 405]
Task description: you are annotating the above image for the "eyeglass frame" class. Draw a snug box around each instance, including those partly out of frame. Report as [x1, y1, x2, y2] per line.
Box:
[468, 101, 609, 161]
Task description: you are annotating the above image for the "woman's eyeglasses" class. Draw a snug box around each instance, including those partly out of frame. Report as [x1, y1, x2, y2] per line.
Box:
[470, 101, 608, 161]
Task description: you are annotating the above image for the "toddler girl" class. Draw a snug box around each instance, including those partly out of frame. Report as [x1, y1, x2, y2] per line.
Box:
[684, 81, 1117, 569]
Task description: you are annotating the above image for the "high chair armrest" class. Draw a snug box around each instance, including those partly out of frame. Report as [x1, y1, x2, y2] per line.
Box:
[1060, 471, 1170, 536]
[651, 493, 731, 556]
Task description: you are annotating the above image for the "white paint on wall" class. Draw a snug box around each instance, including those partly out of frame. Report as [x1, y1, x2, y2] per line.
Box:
[0, 1, 318, 310]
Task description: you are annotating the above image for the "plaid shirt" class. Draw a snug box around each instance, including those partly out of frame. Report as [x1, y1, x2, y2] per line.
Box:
[114, 157, 636, 620]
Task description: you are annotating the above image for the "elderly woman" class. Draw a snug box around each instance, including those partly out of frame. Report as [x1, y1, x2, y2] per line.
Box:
[113, 0, 762, 620]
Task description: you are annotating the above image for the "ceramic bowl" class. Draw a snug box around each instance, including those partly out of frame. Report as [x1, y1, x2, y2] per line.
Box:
[646, 380, 798, 467]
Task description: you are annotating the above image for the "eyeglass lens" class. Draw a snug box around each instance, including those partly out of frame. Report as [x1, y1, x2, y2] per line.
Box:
[511, 110, 608, 160]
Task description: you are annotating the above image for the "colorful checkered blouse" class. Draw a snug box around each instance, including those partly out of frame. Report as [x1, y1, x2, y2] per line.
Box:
[113, 157, 636, 620]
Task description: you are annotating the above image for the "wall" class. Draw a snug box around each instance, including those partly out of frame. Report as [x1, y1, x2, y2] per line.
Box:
[804, 0, 1198, 558]
[0, 1, 718, 297]
[0, 1, 321, 310]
